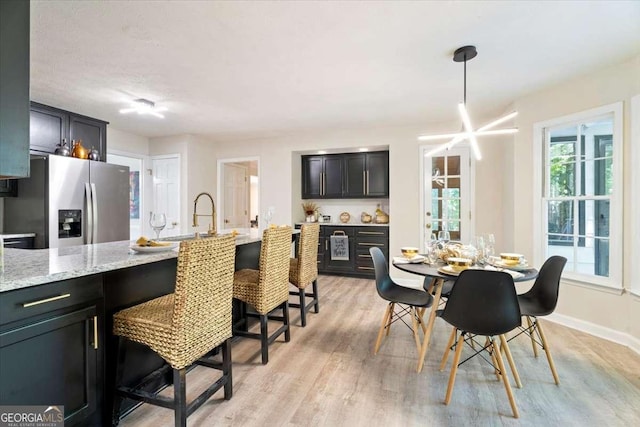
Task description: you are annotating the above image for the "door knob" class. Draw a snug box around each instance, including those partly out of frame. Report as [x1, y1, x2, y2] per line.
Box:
[426, 212, 432, 217]
[426, 223, 432, 229]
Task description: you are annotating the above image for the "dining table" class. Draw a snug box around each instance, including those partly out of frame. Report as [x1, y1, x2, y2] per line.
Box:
[392, 258, 538, 373]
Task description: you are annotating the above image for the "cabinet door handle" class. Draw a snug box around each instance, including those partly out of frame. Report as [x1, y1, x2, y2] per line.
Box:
[363, 171, 366, 194]
[323, 172, 326, 196]
[358, 266, 375, 270]
[22, 293, 71, 308]
[325, 240, 328, 251]
[358, 231, 384, 235]
[358, 254, 372, 258]
[93, 316, 99, 350]
[357, 243, 384, 246]
[366, 170, 370, 194]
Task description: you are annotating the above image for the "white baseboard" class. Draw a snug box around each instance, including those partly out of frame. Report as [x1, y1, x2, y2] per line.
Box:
[547, 312, 640, 355]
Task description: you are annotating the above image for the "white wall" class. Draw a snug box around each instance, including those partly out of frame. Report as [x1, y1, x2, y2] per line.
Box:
[510, 54, 640, 349]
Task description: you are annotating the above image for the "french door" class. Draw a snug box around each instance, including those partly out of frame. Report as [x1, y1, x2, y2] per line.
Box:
[421, 147, 471, 250]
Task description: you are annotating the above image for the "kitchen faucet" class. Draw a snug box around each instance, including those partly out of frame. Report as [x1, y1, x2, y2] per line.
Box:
[192, 192, 216, 237]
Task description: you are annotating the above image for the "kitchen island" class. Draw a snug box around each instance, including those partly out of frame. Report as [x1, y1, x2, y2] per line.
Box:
[0, 231, 267, 426]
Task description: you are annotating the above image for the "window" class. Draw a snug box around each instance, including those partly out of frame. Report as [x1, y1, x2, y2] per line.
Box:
[534, 103, 623, 288]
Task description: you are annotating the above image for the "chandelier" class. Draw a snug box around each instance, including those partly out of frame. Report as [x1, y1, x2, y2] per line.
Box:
[119, 98, 167, 118]
[419, 46, 518, 160]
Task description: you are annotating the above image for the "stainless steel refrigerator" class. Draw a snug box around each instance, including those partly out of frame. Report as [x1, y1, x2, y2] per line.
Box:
[3, 155, 130, 248]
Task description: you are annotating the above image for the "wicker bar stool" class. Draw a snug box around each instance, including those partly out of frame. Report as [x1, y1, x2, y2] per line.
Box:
[233, 226, 293, 364]
[289, 223, 320, 327]
[112, 235, 236, 427]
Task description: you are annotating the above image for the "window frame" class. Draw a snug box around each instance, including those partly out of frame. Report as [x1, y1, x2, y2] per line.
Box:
[631, 94, 640, 296]
[533, 102, 623, 289]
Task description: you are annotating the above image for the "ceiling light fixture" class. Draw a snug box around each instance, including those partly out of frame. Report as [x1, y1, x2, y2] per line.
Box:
[418, 46, 518, 160]
[119, 98, 167, 118]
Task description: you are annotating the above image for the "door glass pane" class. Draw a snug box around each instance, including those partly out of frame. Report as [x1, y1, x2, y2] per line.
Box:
[447, 156, 461, 175]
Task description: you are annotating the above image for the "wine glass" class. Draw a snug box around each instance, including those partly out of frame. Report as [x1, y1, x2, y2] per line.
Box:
[473, 235, 486, 264]
[426, 233, 439, 265]
[437, 230, 450, 243]
[149, 212, 166, 240]
[484, 233, 496, 259]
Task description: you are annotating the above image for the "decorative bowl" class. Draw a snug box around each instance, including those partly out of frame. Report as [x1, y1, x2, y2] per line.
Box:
[500, 253, 524, 266]
[447, 257, 473, 272]
[401, 247, 420, 259]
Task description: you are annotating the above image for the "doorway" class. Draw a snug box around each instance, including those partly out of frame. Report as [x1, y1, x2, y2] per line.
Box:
[421, 146, 471, 250]
[218, 157, 259, 232]
[151, 154, 181, 237]
[107, 152, 146, 240]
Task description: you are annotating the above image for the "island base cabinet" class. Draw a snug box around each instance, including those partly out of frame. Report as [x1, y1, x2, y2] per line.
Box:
[0, 306, 100, 426]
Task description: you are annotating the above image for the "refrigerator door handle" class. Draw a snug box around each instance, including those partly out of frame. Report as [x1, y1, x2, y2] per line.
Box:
[91, 183, 98, 244]
[85, 183, 93, 244]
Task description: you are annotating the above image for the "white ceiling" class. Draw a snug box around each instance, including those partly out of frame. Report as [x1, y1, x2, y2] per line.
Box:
[30, 1, 640, 141]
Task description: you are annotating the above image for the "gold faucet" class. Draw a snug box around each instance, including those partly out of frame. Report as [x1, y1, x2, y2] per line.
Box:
[192, 192, 217, 237]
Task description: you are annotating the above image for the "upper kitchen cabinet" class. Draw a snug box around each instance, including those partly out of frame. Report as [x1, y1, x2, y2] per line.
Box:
[344, 151, 389, 198]
[69, 114, 107, 160]
[29, 102, 108, 161]
[0, 0, 30, 179]
[29, 103, 68, 155]
[302, 151, 389, 199]
[302, 155, 343, 199]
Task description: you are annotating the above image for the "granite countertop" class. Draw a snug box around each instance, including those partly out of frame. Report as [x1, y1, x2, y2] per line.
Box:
[0, 230, 265, 293]
[295, 222, 389, 227]
[0, 233, 36, 238]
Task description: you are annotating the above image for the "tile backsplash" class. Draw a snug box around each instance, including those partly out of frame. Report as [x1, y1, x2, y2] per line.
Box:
[298, 199, 389, 224]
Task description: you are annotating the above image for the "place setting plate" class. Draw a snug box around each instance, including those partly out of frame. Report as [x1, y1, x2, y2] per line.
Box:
[130, 241, 179, 253]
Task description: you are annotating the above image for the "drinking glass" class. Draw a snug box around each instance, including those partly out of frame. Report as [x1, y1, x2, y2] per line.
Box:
[484, 233, 496, 259]
[437, 230, 450, 243]
[149, 212, 167, 240]
[425, 233, 439, 264]
[473, 235, 486, 264]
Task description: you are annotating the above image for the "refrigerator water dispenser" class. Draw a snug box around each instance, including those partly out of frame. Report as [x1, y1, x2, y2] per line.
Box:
[59, 210, 82, 239]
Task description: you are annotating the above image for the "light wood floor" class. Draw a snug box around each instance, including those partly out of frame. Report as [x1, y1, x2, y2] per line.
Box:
[118, 275, 640, 427]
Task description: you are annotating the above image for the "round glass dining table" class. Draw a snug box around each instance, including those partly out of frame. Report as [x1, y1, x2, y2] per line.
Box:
[391, 259, 538, 373]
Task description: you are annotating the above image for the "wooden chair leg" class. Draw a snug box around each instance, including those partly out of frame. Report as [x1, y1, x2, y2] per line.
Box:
[374, 303, 393, 355]
[416, 279, 444, 373]
[536, 319, 560, 385]
[500, 334, 522, 388]
[298, 287, 307, 327]
[260, 314, 269, 364]
[173, 368, 187, 427]
[411, 307, 422, 354]
[222, 339, 233, 400]
[439, 327, 457, 371]
[312, 279, 319, 313]
[444, 332, 465, 405]
[386, 303, 395, 336]
[526, 316, 538, 357]
[492, 338, 519, 418]
[486, 337, 500, 381]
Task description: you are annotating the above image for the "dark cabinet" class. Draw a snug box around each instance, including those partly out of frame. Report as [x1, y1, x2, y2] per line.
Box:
[295, 224, 389, 278]
[0, 179, 18, 197]
[2, 236, 34, 249]
[69, 114, 107, 159]
[344, 152, 389, 198]
[0, 0, 30, 178]
[29, 103, 69, 156]
[322, 226, 356, 274]
[302, 151, 389, 199]
[354, 227, 389, 275]
[0, 277, 103, 426]
[29, 102, 108, 161]
[302, 155, 343, 199]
